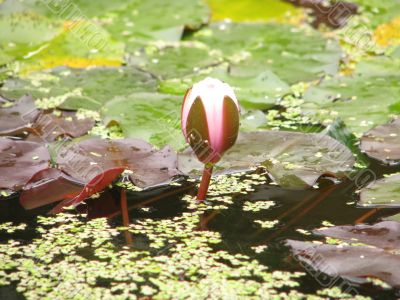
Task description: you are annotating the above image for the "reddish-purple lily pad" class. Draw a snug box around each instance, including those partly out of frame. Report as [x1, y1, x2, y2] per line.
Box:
[20, 168, 84, 210]
[0, 95, 40, 136]
[0, 138, 50, 190]
[49, 167, 125, 214]
[57, 138, 181, 188]
[26, 111, 96, 142]
[287, 221, 400, 288]
[360, 118, 400, 166]
[287, 240, 400, 288]
[316, 221, 400, 250]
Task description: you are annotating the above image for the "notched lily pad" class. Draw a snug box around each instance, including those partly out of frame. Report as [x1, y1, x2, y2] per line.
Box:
[20, 168, 84, 210]
[179, 131, 355, 188]
[360, 118, 400, 165]
[49, 167, 125, 214]
[57, 138, 181, 188]
[0, 138, 50, 190]
[0, 94, 40, 136]
[359, 173, 400, 208]
[287, 221, 400, 288]
[102, 92, 185, 149]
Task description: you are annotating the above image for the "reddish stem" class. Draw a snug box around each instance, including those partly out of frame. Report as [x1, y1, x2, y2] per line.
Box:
[120, 189, 133, 245]
[197, 164, 213, 202]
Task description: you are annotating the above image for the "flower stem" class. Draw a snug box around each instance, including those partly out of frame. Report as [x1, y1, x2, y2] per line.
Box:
[196, 164, 213, 202]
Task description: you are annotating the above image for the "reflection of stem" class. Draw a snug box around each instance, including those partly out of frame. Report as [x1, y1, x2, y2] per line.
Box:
[264, 184, 339, 242]
[197, 165, 214, 202]
[120, 189, 133, 246]
[355, 208, 380, 224]
[199, 210, 220, 230]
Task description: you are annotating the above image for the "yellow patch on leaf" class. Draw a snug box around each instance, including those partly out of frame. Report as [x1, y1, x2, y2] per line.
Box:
[18, 57, 122, 75]
[374, 17, 400, 46]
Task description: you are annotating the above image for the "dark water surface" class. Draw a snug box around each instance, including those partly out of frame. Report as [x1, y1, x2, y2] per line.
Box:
[0, 160, 399, 299]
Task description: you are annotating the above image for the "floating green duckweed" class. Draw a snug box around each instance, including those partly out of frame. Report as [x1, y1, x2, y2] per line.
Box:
[183, 172, 269, 211]
[0, 213, 313, 299]
[243, 200, 275, 212]
[0, 222, 27, 233]
[254, 220, 279, 229]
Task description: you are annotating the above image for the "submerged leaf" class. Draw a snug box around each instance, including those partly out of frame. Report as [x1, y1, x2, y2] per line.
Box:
[179, 131, 355, 188]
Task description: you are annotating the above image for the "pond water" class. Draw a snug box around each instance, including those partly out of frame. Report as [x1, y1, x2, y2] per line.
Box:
[0, 159, 399, 299]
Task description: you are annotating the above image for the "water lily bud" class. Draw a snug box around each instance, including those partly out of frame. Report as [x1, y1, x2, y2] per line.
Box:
[181, 77, 240, 165]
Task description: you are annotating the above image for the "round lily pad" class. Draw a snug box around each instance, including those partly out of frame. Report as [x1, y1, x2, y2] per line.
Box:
[287, 221, 400, 289]
[27, 110, 95, 142]
[303, 57, 400, 136]
[179, 131, 355, 189]
[102, 92, 185, 149]
[1, 67, 158, 110]
[128, 43, 223, 80]
[360, 118, 400, 165]
[359, 173, 400, 208]
[187, 22, 341, 84]
[159, 64, 290, 110]
[57, 137, 181, 188]
[103, 0, 210, 51]
[0, 138, 50, 190]
[0, 95, 40, 136]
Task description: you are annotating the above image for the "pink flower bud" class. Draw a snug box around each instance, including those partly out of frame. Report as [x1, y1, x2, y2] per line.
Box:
[181, 77, 240, 165]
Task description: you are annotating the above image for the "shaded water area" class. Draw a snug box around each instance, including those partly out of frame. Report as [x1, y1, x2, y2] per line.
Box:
[1, 159, 399, 299]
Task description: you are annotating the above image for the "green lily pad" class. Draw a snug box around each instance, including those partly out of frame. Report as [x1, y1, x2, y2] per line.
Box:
[351, 0, 400, 28]
[159, 64, 290, 109]
[128, 42, 223, 80]
[102, 92, 186, 150]
[0, 67, 157, 110]
[360, 118, 400, 165]
[103, 0, 210, 51]
[179, 130, 355, 188]
[302, 57, 400, 137]
[187, 22, 342, 84]
[207, 0, 301, 22]
[0, 0, 129, 18]
[0, 11, 61, 65]
[359, 173, 400, 208]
